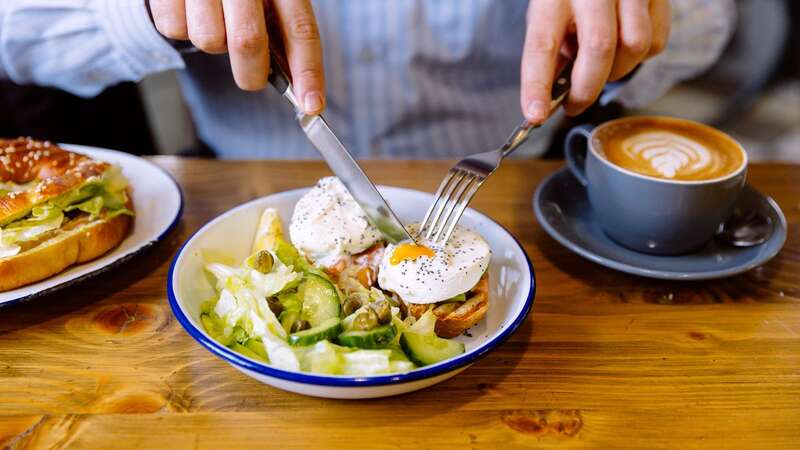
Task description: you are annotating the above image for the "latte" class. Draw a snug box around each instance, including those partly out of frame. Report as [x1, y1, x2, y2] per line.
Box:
[593, 117, 745, 181]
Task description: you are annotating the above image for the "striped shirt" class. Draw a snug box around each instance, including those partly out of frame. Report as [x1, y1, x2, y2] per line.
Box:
[0, 0, 735, 159]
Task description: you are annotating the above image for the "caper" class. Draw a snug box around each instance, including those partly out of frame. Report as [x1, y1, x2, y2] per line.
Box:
[373, 300, 391, 325]
[342, 295, 363, 316]
[352, 308, 379, 331]
[290, 319, 311, 333]
[251, 250, 274, 273]
[266, 297, 283, 316]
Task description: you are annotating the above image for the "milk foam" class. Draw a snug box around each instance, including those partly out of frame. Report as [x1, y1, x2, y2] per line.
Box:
[621, 132, 712, 178]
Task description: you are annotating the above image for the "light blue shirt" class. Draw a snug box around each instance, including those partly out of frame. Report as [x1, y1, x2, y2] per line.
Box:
[0, 0, 735, 159]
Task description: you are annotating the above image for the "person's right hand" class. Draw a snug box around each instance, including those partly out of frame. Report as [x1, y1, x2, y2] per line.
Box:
[148, 0, 326, 114]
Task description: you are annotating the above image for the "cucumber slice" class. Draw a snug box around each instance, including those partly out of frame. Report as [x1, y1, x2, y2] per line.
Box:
[337, 324, 397, 349]
[300, 274, 340, 327]
[288, 317, 343, 346]
[399, 331, 465, 366]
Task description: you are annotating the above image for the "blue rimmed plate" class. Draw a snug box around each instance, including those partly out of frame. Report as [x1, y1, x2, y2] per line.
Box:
[168, 186, 535, 399]
[0, 145, 183, 307]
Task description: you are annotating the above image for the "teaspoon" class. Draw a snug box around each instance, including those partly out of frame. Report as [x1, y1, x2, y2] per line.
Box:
[716, 208, 773, 247]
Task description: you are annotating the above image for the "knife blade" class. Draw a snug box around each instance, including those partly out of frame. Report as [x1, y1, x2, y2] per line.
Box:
[267, 54, 413, 244]
[299, 114, 414, 244]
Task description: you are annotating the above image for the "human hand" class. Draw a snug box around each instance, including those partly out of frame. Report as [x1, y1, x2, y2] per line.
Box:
[521, 0, 671, 123]
[148, 0, 325, 114]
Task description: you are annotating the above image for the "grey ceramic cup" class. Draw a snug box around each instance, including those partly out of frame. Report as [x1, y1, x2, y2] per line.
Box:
[564, 117, 748, 255]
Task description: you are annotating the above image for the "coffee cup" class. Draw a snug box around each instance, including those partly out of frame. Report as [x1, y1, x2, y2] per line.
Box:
[564, 116, 748, 255]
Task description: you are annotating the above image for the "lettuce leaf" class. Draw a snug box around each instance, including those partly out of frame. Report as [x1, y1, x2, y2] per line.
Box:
[205, 251, 302, 343]
[1, 205, 64, 245]
[296, 341, 414, 375]
[65, 193, 133, 220]
[65, 196, 104, 217]
[51, 165, 131, 216]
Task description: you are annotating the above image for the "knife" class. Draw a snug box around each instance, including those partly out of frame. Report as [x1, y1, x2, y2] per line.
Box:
[265, 38, 413, 244]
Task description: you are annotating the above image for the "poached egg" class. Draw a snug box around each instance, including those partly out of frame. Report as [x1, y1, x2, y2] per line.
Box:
[378, 225, 490, 304]
[289, 177, 383, 267]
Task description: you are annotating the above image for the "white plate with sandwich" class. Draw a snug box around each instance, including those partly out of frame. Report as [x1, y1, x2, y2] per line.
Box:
[0, 138, 182, 307]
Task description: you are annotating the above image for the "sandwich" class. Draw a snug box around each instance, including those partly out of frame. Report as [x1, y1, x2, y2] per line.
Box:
[0, 137, 134, 291]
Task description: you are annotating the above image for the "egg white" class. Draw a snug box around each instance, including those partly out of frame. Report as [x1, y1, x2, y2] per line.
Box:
[377, 225, 490, 304]
[289, 177, 383, 267]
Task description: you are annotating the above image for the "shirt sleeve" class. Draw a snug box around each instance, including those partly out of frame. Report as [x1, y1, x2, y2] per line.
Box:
[601, 0, 737, 108]
[0, 0, 184, 97]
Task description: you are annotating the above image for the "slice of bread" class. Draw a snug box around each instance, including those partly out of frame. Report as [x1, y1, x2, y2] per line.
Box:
[0, 212, 132, 291]
[403, 274, 490, 338]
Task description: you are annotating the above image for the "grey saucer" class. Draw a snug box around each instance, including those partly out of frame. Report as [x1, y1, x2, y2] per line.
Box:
[533, 167, 788, 280]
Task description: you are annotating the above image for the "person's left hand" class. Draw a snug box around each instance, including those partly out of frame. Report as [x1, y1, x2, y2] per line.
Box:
[521, 0, 671, 124]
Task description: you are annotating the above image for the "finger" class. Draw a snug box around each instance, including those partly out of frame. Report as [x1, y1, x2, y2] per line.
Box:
[186, 0, 226, 54]
[648, 0, 671, 56]
[520, 0, 572, 124]
[272, 0, 325, 114]
[222, 0, 269, 90]
[609, 0, 651, 81]
[149, 0, 188, 40]
[565, 0, 617, 116]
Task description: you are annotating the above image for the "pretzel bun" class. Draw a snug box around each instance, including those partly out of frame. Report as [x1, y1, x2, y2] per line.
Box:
[0, 137, 109, 225]
[0, 137, 133, 291]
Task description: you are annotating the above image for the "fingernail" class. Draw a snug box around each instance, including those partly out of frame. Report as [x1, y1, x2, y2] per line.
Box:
[526, 100, 548, 122]
[304, 92, 324, 114]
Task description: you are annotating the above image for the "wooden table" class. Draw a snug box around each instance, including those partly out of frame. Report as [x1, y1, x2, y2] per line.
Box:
[1, 159, 798, 449]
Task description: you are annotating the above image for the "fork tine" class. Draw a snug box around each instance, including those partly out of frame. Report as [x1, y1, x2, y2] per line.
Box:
[430, 174, 478, 244]
[419, 170, 457, 237]
[436, 177, 483, 245]
[423, 170, 467, 240]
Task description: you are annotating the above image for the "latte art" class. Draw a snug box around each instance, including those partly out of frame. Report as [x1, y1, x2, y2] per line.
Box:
[595, 117, 745, 182]
[622, 132, 712, 179]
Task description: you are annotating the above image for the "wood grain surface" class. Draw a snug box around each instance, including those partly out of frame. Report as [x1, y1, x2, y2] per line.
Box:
[1, 158, 798, 450]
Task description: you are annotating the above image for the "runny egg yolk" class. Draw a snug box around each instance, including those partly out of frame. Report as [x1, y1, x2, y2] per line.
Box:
[390, 242, 435, 265]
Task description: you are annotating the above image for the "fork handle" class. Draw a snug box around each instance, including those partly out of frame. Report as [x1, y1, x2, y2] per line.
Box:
[501, 60, 573, 157]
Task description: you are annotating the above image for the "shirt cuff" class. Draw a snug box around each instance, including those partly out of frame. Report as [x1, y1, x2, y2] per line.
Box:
[98, 0, 184, 80]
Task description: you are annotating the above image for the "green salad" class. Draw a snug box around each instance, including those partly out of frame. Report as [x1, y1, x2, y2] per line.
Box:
[199, 209, 465, 376]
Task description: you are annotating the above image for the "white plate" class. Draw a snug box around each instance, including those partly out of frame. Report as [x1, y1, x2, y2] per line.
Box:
[169, 186, 535, 399]
[0, 145, 183, 307]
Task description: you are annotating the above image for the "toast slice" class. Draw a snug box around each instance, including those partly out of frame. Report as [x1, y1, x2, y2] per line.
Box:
[404, 274, 489, 338]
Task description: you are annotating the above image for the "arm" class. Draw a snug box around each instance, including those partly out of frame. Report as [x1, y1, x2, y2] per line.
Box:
[0, 0, 184, 98]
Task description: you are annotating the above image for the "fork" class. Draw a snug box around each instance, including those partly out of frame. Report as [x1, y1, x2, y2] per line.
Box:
[418, 61, 573, 246]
